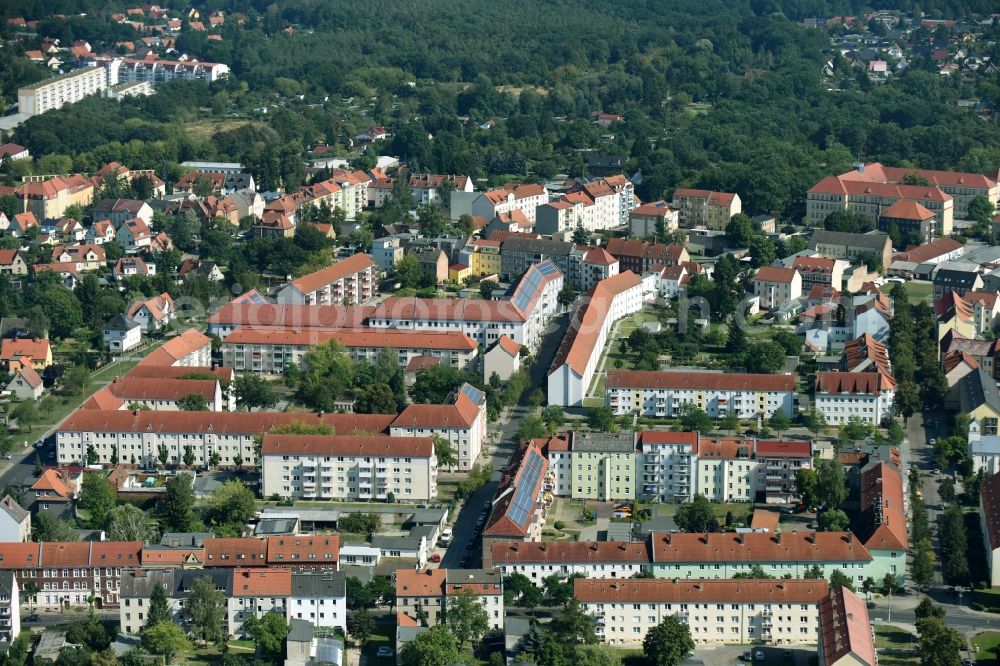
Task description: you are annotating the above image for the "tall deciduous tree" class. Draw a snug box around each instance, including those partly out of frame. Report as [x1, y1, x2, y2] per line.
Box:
[79, 473, 116, 529]
[642, 616, 695, 666]
[146, 583, 171, 630]
[446, 590, 490, 649]
[140, 622, 189, 664]
[674, 494, 715, 533]
[400, 625, 461, 666]
[160, 473, 196, 532]
[187, 577, 226, 643]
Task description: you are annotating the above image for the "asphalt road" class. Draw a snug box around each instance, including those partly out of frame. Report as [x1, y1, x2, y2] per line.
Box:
[441, 313, 569, 569]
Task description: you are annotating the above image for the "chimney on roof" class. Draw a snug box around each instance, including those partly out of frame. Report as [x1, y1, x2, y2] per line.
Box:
[774, 533, 782, 544]
[736, 534, 743, 544]
[664, 534, 670, 545]
[846, 532, 853, 543]
[699, 533, 708, 544]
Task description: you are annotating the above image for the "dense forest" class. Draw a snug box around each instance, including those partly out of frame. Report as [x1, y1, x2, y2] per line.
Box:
[2, 0, 999, 220]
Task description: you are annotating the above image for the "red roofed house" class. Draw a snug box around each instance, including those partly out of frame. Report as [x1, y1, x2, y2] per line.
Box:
[818, 586, 877, 666]
[671, 188, 742, 230]
[1, 338, 52, 371]
[0, 249, 27, 275]
[815, 372, 895, 426]
[9, 212, 39, 237]
[30, 468, 78, 523]
[228, 567, 292, 637]
[390, 384, 486, 471]
[116, 217, 152, 251]
[276, 253, 378, 306]
[7, 365, 43, 400]
[127, 292, 175, 332]
[481, 439, 551, 567]
[878, 199, 937, 245]
[396, 568, 503, 629]
[139, 328, 212, 367]
[482, 335, 521, 382]
[605, 238, 689, 274]
[753, 266, 802, 310]
[0, 144, 29, 161]
[452, 182, 548, 225]
[856, 461, 907, 585]
[792, 256, 846, 291]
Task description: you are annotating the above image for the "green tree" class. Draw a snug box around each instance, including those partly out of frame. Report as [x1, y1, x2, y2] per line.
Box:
[968, 195, 995, 225]
[550, 599, 598, 645]
[355, 382, 397, 414]
[395, 255, 423, 289]
[33, 513, 77, 541]
[679, 404, 713, 435]
[674, 494, 714, 533]
[814, 458, 848, 509]
[400, 625, 461, 666]
[915, 597, 945, 620]
[446, 590, 490, 649]
[747, 236, 776, 268]
[297, 341, 354, 411]
[916, 616, 963, 666]
[642, 616, 695, 666]
[410, 364, 477, 404]
[160, 473, 196, 532]
[829, 569, 855, 592]
[504, 572, 543, 608]
[157, 444, 170, 466]
[206, 480, 257, 535]
[912, 539, 936, 590]
[768, 410, 791, 437]
[587, 406, 618, 432]
[726, 322, 747, 355]
[558, 285, 578, 308]
[140, 622, 190, 664]
[234, 374, 278, 411]
[479, 279, 496, 300]
[347, 608, 375, 644]
[79, 472, 116, 529]
[146, 583, 171, 630]
[725, 213, 755, 247]
[541, 405, 565, 434]
[720, 412, 740, 435]
[106, 503, 153, 541]
[817, 508, 850, 532]
[743, 340, 786, 373]
[433, 435, 458, 470]
[244, 612, 289, 656]
[795, 468, 819, 509]
[187, 577, 225, 643]
[183, 445, 195, 467]
[770, 330, 802, 357]
[178, 393, 210, 411]
[339, 513, 380, 537]
[346, 576, 375, 610]
[12, 400, 37, 433]
[39, 288, 83, 339]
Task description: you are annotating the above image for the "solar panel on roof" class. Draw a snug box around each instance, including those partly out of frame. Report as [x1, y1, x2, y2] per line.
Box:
[536, 261, 559, 275]
[461, 383, 484, 405]
[506, 449, 544, 528]
[248, 292, 268, 304]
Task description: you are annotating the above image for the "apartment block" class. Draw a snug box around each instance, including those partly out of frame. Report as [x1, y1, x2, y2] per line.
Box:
[451, 183, 548, 224]
[753, 267, 802, 310]
[671, 189, 741, 230]
[604, 238, 689, 274]
[260, 434, 437, 502]
[806, 177, 954, 235]
[575, 578, 827, 647]
[569, 431, 638, 501]
[221, 327, 479, 375]
[482, 439, 551, 568]
[276, 253, 379, 306]
[606, 371, 795, 419]
[18, 66, 108, 116]
[814, 372, 895, 426]
[491, 541, 650, 585]
[629, 201, 679, 238]
[395, 568, 503, 630]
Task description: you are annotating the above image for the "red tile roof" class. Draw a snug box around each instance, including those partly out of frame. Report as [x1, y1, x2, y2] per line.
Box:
[755, 266, 798, 284]
[396, 568, 445, 597]
[104, 376, 217, 402]
[549, 271, 642, 377]
[31, 469, 75, 498]
[208, 303, 373, 329]
[139, 329, 211, 367]
[492, 540, 650, 565]
[815, 371, 895, 395]
[266, 536, 340, 565]
[222, 327, 477, 351]
[750, 510, 780, 532]
[636, 431, 698, 451]
[880, 199, 936, 221]
[819, 586, 877, 666]
[205, 538, 268, 566]
[59, 410, 395, 437]
[287, 254, 376, 296]
[1, 338, 50, 364]
[809, 176, 951, 202]
[754, 440, 811, 457]
[858, 462, 907, 551]
[261, 434, 432, 457]
[650, 531, 870, 564]
[231, 567, 292, 596]
[574, 578, 828, 604]
[607, 370, 796, 392]
[393, 394, 479, 429]
[892, 237, 964, 264]
[493, 335, 521, 357]
[792, 256, 837, 273]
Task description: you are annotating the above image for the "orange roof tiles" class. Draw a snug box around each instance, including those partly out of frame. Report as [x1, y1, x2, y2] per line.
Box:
[102, 376, 217, 402]
[58, 410, 396, 437]
[815, 371, 895, 395]
[288, 254, 376, 296]
[232, 567, 292, 596]
[858, 462, 907, 551]
[819, 586, 877, 666]
[492, 540, 650, 565]
[651, 531, 871, 564]
[493, 335, 521, 357]
[0, 543, 41, 568]
[31, 468, 75, 498]
[549, 271, 642, 377]
[755, 266, 798, 283]
[809, 176, 951, 202]
[792, 256, 836, 273]
[266, 535, 340, 565]
[139, 329, 211, 367]
[42, 542, 92, 567]
[261, 434, 432, 457]
[981, 472, 1000, 551]
[393, 394, 479, 429]
[881, 199, 936, 221]
[575, 578, 828, 604]
[754, 440, 812, 457]
[750, 510, 780, 532]
[372, 297, 528, 324]
[205, 538, 268, 566]
[636, 431, 698, 451]
[395, 568, 445, 597]
[607, 370, 795, 392]
[853, 163, 997, 190]
[90, 541, 143, 566]
[1, 338, 50, 364]
[208, 303, 373, 330]
[141, 547, 205, 565]
[892, 238, 964, 264]
[222, 327, 477, 351]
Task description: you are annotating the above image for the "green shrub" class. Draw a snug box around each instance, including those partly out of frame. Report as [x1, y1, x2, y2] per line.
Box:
[554, 521, 566, 530]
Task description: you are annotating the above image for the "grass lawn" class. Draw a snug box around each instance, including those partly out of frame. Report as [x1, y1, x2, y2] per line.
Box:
[973, 631, 1000, 664]
[173, 643, 228, 666]
[184, 118, 269, 142]
[874, 625, 918, 650]
[972, 587, 1000, 613]
[359, 617, 396, 666]
[880, 280, 932, 303]
[638, 501, 752, 523]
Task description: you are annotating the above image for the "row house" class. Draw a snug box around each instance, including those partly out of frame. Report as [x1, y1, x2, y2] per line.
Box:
[326, 170, 371, 219]
[207, 302, 375, 340]
[491, 541, 650, 585]
[808, 230, 893, 270]
[854, 462, 907, 585]
[814, 371, 895, 426]
[605, 370, 796, 420]
[407, 173, 474, 206]
[500, 237, 617, 292]
[138, 328, 213, 367]
[671, 189, 742, 230]
[534, 176, 635, 232]
[806, 177, 954, 235]
[120, 568, 231, 635]
[548, 271, 646, 406]
[1, 174, 95, 221]
[370, 260, 563, 351]
[81, 375, 227, 412]
[395, 568, 503, 630]
[481, 439, 551, 568]
[276, 253, 379, 306]
[605, 238, 689, 274]
[0, 541, 141, 609]
[575, 578, 827, 647]
[221, 327, 479, 375]
[260, 434, 437, 502]
[115, 58, 230, 84]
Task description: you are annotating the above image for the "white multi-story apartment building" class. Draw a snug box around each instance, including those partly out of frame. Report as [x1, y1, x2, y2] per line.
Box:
[451, 182, 548, 224]
[116, 58, 230, 84]
[370, 260, 563, 351]
[814, 371, 895, 426]
[221, 328, 479, 375]
[260, 434, 437, 502]
[606, 371, 796, 419]
[389, 384, 487, 471]
[276, 253, 379, 306]
[288, 573, 347, 635]
[671, 189, 741, 230]
[56, 411, 397, 468]
[18, 66, 109, 116]
[575, 578, 827, 647]
[548, 271, 646, 406]
[753, 267, 802, 310]
[229, 568, 290, 638]
[408, 174, 474, 206]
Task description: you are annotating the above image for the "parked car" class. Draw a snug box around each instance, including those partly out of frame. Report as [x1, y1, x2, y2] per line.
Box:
[754, 650, 765, 662]
[430, 553, 441, 563]
[376, 646, 394, 658]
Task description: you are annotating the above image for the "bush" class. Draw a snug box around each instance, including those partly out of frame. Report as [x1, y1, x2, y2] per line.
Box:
[554, 521, 566, 530]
